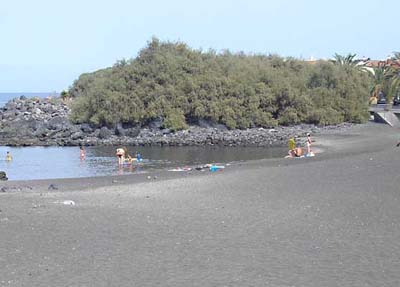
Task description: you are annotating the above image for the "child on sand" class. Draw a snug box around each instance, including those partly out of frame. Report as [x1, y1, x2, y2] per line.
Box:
[288, 138, 296, 157]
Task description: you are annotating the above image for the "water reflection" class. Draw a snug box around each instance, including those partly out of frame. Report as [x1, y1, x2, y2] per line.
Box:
[0, 145, 286, 180]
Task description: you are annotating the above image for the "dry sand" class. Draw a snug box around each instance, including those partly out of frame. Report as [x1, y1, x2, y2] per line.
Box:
[1, 123, 400, 287]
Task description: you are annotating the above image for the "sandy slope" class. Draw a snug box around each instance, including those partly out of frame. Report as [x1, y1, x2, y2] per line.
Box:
[1, 123, 400, 287]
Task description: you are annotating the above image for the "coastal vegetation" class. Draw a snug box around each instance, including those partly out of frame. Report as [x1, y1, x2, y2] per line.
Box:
[368, 52, 400, 105]
[68, 38, 374, 131]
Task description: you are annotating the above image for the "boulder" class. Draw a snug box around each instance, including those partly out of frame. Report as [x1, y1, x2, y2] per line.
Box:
[0, 171, 8, 181]
[148, 117, 164, 129]
[115, 123, 126, 136]
[98, 127, 112, 139]
[80, 123, 93, 133]
[71, 132, 85, 140]
[34, 127, 50, 138]
[125, 127, 140, 137]
[48, 116, 69, 130]
[161, 128, 171, 135]
[197, 118, 228, 131]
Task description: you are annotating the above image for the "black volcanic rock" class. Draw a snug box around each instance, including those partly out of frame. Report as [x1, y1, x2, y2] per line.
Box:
[0, 171, 8, 181]
[0, 96, 353, 147]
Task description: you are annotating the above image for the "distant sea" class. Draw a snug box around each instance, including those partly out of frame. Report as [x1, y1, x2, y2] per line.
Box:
[0, 92, 59, 107]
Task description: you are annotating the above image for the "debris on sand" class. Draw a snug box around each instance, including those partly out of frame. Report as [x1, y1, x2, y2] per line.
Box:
[62, 200, 75, 206]
[48, 184, 58, 190]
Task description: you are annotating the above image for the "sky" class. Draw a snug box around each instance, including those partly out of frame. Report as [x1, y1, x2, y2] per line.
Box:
[0, 0, 399, 92]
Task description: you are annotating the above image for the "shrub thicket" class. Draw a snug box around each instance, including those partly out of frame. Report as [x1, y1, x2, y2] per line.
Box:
[69, 38, 372, 130]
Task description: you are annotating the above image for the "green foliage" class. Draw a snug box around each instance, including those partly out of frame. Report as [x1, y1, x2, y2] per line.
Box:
[367, 53, 400, 107]
[331, 53, 359, 66]
[69, 38, 373, 129]
[60, 90, 70, 100]
[307, 108, 344, 125]
[163, 108, 188, 131]
[382, 66, 400, 104]
[278, 107, 300, 125]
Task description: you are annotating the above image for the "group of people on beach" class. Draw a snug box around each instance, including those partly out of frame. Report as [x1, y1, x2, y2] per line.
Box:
[79, 145, 142, 166]
[287, 133, 400, 158]
[287, 133, 313, 158]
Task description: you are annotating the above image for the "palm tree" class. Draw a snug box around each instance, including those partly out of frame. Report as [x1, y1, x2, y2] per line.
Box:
[384, 68, 400, 106]
[369, 67, 386, 99]
[331, 53, 369, 74]
[382, 52, 400, 106]
[368, 66, 400, 109]
[391, 52, 400, 61]
[331, 53, 361, 67]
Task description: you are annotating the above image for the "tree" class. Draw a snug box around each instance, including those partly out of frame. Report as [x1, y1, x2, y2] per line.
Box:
[383, 68, 400, 106]
[369, 67, 386, 99]
[60, 90, 70, 101]
[331, 53, 360, 66]
[388, 51, 400, 97]
[368, 53, 400, 106]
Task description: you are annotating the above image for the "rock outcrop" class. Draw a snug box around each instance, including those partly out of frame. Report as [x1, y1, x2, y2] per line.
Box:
[0, 96, 352, 147]
[0, 171, 8, 181]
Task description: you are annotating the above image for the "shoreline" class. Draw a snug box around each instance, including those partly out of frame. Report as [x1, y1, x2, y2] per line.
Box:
[0, 122, 394, 192]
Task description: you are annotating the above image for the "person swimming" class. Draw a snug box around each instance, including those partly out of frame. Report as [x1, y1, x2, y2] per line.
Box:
[126, 154, 135, 164]
[126, 151, 143, 164]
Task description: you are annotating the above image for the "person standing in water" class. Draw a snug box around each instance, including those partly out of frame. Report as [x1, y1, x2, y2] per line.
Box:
[5, 151, 12, 161]
[79, 146, 86, 160]
[306, 133, 312, 154]
[116, 148, 126, 165]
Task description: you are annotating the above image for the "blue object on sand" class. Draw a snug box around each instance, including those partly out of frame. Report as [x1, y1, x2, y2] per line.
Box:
[210, 166, 218, 172]
[209, 165, 225, 172]
[305, 152, 315, 158]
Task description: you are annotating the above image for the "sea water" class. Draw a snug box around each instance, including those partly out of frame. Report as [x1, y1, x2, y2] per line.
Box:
[0, 93, 286, 180]
[0, 145, 286, 180]
[0, 92, 57, 107]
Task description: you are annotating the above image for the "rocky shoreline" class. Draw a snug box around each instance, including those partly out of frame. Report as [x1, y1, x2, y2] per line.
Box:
[0, 96, 354, 147]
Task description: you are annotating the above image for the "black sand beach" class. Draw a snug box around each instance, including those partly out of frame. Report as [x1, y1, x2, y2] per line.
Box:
[1, 123, 400, 286]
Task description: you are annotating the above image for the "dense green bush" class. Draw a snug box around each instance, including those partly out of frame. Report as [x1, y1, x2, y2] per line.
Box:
[163, 108, 188, 131]
[69, 38, 372, 130]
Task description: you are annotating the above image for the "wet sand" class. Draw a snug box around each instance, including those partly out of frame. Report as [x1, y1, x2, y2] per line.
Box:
[1, 123, 400, 286]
